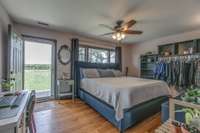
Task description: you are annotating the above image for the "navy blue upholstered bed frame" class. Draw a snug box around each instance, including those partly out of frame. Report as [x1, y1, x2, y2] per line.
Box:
[75, 61, 168, 133]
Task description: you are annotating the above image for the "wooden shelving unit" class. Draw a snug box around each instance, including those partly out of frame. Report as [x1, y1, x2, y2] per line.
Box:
[158, 43, 177, 56]
[140, 54, 158, 79]
[158, 39, 200, 56]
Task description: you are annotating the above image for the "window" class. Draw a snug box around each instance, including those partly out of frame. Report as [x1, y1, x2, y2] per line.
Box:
[110, 50, 116, 63]
[79, 47, 86, 61]
[88, 48, 109, 63]
[78, 46, 116, 64]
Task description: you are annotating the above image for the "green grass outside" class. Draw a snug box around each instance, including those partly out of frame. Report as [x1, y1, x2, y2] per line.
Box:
[24, 69, 51, 92]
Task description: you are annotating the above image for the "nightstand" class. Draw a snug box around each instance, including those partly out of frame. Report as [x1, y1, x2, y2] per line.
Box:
[57, 79, 75, 101]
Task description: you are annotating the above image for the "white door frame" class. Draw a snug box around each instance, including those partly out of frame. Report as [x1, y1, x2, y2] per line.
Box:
[7, 24, 24, 91]
[22, 35, 57, 100]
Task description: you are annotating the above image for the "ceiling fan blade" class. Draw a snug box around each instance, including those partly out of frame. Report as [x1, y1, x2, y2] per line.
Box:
[100, 32, 115, 36]
[124, 30, 143, 34]
[99, 24, 114, 31]
[123, 20, 136, 29]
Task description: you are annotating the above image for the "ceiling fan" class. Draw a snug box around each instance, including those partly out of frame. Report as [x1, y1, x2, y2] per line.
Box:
[99, 19, 143, 41]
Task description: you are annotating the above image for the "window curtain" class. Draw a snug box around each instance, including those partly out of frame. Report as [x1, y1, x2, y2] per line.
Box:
[115, 46, 122, 71]
[71, 38, 79, 97]
[71, 38, 79, 79]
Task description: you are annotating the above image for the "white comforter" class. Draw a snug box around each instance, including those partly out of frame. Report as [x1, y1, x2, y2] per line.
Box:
[81, 77, 171, 121]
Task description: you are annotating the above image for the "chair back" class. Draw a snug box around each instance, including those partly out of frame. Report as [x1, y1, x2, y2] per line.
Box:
[26, 90, 36, 126]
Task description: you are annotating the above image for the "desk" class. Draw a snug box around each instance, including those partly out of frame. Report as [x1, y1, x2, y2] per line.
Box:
[0, 91, 30, 133]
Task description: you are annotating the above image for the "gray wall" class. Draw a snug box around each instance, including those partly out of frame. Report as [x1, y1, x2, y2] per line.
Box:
[0, 3, 12, 80]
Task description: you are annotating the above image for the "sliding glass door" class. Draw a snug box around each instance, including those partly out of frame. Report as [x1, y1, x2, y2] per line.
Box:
[24, 38, 56, 100]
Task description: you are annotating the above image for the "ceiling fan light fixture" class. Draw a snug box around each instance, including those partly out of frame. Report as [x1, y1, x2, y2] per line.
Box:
[112, 34, 116, 39]
[121, 33, 125, 39]
[112, 32, 125, 41]
[117, 32, 121, 38]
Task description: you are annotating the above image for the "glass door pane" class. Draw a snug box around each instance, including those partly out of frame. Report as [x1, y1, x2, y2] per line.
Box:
[24, 40, 53, 99]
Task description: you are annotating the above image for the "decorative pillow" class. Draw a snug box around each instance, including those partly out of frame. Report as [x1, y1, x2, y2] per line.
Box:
[81, 68, 100, 78]
[98, 69, 115, 77]
[112, 70, 124, 77]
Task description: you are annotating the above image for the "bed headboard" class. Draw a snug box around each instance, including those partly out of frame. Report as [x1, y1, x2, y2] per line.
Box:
[75, 61, 120, 97]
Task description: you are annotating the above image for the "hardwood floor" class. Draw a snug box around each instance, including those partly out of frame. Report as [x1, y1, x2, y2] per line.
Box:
[34, 99, 161, 133]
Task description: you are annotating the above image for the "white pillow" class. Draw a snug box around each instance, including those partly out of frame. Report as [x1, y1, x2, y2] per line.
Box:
[112, 70, 124, 77]
[81, 68, 100, 78]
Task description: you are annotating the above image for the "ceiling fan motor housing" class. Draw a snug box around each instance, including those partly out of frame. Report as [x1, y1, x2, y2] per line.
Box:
[115, 20, 124, 29]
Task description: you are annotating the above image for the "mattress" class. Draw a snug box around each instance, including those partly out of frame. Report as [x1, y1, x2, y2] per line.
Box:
[81, 77, 171, 121]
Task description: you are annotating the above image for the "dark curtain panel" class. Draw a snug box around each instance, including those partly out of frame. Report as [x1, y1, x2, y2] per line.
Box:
[71, 38, 79, 79]
[71, 38, 79, 97]
[115, 46, 122, 71]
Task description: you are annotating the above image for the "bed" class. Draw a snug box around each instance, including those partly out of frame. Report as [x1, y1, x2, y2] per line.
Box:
[75, 62, 170, 133]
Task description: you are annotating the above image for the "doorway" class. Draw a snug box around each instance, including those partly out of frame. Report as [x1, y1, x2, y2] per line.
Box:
[24, 37, 56, 100]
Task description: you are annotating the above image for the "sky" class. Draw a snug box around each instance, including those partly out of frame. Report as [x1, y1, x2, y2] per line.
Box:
[25, 41, 52, 64]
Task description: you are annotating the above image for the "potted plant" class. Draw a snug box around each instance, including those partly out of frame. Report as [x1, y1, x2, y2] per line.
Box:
[0, 79, 14, 92]
[181, 86, 200, 104]
[179, 86, 200, 131]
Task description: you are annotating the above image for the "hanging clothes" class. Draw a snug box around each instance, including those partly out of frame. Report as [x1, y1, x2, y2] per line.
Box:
[165, 62, 172, 85]
[195, 61, 200, 87]
[179, 61, 184, 87]
[184, 62, 191, 87]
[188, 61, 196, 85]
[174, 61, 180, 86]
[154, 55, 199, 89]
[153, 61, 166, 80]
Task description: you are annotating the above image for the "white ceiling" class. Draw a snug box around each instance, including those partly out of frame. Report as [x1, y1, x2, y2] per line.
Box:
[1, 0, 200, 44]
